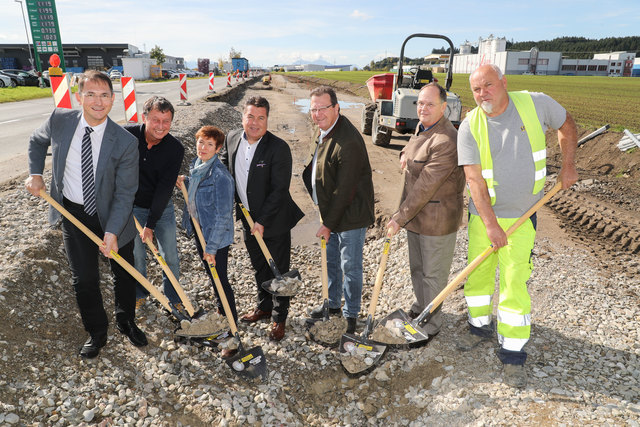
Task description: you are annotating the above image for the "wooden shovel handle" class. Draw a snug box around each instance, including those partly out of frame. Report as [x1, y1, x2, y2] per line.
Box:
[320, 237, 329, 301]
[238, 203, 281, 277]
[180, 183, 238, 335]
[39, 190, 174, 313]
[426, 180, 563, 314]
[368, 228, 393, 318]
[134, 216, 195, 316]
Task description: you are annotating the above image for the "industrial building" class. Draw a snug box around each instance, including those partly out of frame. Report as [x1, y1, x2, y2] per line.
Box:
[0, 43, 184, 73]
[451, 35, 637, 77]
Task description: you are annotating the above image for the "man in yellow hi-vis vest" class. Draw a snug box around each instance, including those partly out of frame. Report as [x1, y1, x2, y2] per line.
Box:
[456, 64, 578, 388]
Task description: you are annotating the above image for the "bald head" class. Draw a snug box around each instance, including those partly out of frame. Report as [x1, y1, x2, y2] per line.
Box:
[469, 65, 509, 117]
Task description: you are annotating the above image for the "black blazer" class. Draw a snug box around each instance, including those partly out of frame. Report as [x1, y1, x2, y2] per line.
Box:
[220, 128, 303, 238]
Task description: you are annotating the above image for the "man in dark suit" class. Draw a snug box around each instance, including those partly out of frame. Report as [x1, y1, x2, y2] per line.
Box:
[219, 96, 303, 341]
[26, 70, 147, 359]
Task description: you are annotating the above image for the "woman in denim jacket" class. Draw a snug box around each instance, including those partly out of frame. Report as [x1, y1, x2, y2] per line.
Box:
[178, 126, 238, 348]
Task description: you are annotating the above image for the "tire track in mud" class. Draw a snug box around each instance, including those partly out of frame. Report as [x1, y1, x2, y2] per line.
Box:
[547, 188, 640, 256]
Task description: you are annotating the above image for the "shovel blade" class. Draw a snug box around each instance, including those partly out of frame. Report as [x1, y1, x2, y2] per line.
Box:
[226, 345, 268, 381]
[338, 332, 387, 376]
[174, 329, 232, 348]
[261, 269, 301, 297]
[375, 309, 432, 348]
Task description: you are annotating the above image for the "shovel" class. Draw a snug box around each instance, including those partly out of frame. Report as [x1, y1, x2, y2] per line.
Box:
[306, 236, 346, 347]
[338, 228, 393, 376]
[377, 181, 564, 348]
[238, 203, 302, 297]
[39, 190, 190, 323]
[133, 216, 197, 321]
[180, 184, 267, 381]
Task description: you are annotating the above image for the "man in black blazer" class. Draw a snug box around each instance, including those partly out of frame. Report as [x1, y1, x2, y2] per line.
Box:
[26, 70, 147, 358]
[220, 96, 303, 341]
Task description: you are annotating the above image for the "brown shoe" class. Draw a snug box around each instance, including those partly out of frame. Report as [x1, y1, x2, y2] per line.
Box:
[240, 308, 272, 323]
[268, 322, 285, 341]
[221, 348, 238, 359]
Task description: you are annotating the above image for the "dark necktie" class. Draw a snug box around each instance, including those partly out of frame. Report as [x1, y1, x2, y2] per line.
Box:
[81, 126, 97, 216]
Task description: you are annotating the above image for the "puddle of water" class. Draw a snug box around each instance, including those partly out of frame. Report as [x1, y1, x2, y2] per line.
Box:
[293, 98, 363, 114]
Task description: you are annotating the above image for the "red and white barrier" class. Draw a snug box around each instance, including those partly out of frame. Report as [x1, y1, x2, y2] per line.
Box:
[226, 72, 232, 87]
[120, 76, 139, 123]
[235, 71, 239, 83]
[208, 72, 215, 91]
[50, 74, 72, 109]
[179, 73, 188, 102]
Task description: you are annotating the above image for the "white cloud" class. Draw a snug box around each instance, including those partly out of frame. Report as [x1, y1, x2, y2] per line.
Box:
[350, 10, 372, 20]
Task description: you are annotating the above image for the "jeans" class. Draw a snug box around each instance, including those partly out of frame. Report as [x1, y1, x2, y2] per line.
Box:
[326, 227, 367, 318]
[133, 203, 181, 304]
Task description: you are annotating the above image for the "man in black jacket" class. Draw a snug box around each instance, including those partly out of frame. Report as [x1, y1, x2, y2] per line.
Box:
[125, 96, 185, 309]
[219, 96, 303, 341]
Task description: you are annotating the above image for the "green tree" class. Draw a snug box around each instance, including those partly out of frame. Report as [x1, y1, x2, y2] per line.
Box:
[229, 47, 242, 59]
[150, 45, 166, 66]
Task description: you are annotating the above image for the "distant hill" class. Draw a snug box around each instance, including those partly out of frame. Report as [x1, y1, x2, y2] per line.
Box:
[365, 36, 640, 70]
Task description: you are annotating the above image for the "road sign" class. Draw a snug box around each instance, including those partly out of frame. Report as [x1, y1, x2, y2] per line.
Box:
[25, 0, 65, 73]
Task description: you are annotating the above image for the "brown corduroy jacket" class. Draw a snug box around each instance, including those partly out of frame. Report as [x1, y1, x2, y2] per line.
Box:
[391, 117, 465, 236]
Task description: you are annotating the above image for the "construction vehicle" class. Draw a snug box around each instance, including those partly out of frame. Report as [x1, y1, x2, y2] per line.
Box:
[361, 33, 462, 146]
[262, 74, 272, 85]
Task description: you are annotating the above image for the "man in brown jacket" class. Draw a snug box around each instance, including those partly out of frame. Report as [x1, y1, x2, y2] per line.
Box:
[303, 86, 375, 334]
[387, 83, 465, 337]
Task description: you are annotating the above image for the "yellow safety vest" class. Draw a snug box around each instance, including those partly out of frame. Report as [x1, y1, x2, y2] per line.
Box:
[467, 91, 546, 205]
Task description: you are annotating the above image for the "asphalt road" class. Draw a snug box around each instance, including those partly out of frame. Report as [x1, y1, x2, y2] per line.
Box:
[0, 76, 233, 184]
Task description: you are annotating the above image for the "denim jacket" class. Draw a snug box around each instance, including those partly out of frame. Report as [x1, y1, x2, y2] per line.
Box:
[181, 156, 235, 254]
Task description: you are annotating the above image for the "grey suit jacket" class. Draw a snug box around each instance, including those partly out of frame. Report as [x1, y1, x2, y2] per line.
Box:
[28, 108, 139, 247]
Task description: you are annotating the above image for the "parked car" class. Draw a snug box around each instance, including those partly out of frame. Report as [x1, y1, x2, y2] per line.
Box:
[109, 70, 122, 80]
[0, 73, 15, 88]
[161, 70, 178, 79]
[2, 69, 40, 86]
[0, 70, 23, 86]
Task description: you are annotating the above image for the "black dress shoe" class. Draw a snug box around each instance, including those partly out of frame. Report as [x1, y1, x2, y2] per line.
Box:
[79, 333, 107, 359]
[116, 320, 148, 347]
[309, 305, 341, 319]
[346, 317, 357, 334]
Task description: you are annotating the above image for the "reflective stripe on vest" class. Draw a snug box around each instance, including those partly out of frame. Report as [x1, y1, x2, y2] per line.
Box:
[467, 91, 546, 205]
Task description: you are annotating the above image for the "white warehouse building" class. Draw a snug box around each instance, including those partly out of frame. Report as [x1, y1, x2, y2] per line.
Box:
[452, 35, 562, 75]
[452, 35, 635, 77]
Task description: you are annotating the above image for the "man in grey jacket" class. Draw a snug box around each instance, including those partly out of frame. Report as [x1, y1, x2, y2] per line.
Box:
[26, 70, 147, 359]
[387, 83, 465, 338]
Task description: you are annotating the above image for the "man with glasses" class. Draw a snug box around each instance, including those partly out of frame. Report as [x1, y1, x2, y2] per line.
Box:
[26, 70, 147, 359]
[124, 97, 185, 312]
[303, 86, 375, 334]
[386, 83, 465, 341]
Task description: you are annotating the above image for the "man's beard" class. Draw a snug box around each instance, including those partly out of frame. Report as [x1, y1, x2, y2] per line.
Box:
[478, 100, 493, 114]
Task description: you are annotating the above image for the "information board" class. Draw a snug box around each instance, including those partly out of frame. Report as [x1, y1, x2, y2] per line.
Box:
[26, 0, 65, 72]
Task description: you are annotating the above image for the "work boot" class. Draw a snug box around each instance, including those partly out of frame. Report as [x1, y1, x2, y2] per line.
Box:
[503, 363, 528, 389]
[456, 329, 490, 351]
[346, 317, 357, 334]
[309, 305, 341, 319]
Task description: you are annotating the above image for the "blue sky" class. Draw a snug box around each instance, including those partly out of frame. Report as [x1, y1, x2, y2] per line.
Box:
[2, 0, 639, 68]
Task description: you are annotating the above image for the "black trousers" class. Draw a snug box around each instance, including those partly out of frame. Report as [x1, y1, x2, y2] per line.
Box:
[193, 237, 238, 322]
[244, 229, 291, 323]
[61, 198, 136, 335]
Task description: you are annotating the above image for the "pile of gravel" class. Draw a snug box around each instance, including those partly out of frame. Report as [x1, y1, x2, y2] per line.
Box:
[0, 91, 638, 425]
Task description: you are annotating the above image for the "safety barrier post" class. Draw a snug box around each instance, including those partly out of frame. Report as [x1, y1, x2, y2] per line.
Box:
[48, 54, 72, 109]
[226, 72, 232, 87]
[121, 76, 139, 123]
[178, 73, 190, 106]
[208, 72, 215, 93]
